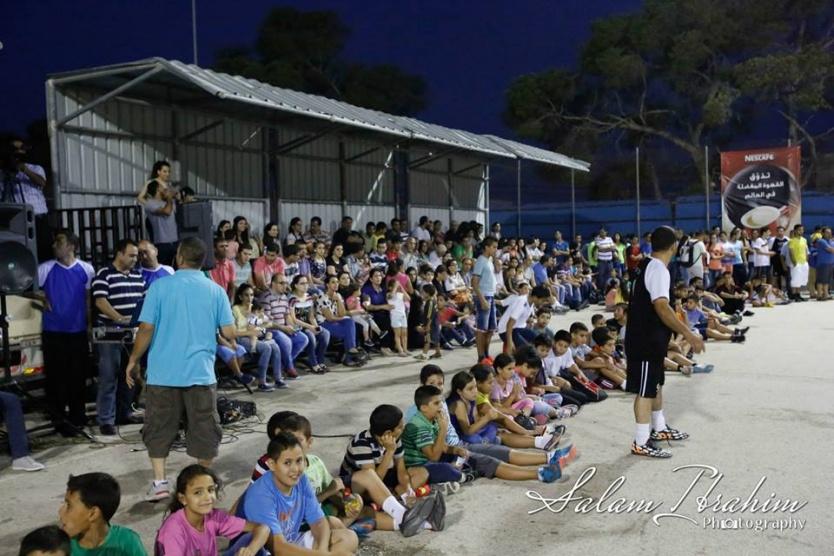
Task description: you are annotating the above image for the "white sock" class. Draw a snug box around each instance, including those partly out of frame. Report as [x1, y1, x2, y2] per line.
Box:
[534, 433, 553, 449]
[423, 521, 433, 530]
[382, 495, 407, 530]
[634, 423, 650, 446]
[620, 380, 627, 391]
[652, 410, 666, 432]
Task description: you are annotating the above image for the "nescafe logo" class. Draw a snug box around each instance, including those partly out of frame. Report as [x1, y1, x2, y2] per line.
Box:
[743, 153, 775, 162]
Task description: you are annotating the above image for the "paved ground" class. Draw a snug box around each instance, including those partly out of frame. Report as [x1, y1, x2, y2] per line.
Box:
[1, 301, 831, 555]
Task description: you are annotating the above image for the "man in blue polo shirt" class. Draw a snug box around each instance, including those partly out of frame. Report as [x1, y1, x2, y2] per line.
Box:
[91, 239, 145, 437]
[38, 229, 95, 435]
[138, 239, 174, 287]
[125, 237, 235, 502]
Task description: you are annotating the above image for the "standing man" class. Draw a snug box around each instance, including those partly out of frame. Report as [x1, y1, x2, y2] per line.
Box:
[471, 237, 498, 363]
[125, 237, 235, 502]
[91, 239, 145, 436]
[1, 138, 50, 259]
[787, 224, 809, 301]
[626, 226, 704, 458]
[687, 231, 708, 285]
[138, 239, 174, 288]
[770, 226, 789, 291]
[814, 226, 834, 301]
[552, 230, 570, 265]
[594, 228, 615, 292]
[38, 230, 95, 435]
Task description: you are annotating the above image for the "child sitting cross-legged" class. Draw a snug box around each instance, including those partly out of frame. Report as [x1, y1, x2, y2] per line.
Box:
[471, 364, 563, 450]
[532, 334, 591, 407]
[155, 464, 269, 555]
[513, 347, 579, 421]
[586, 327, 627, 390]
[404, 365, 573, 485]
[57, 473, 147, 556]
[339, 405, 445, 537]
[233, 433, 359, 555]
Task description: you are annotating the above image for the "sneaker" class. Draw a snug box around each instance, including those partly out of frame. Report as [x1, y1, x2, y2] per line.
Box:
[436, 481, 461, 495]
[274, 380, 289, 389]
[285, 368, 299, 379]
[98, 424, 117, 436]
[399, 496, 435, 537]
[235, 373, 255, 386]
[631, 440, 672, 458]
[426, 492, 446, 532]
[735, 326, 750, 335]
[543, 431, 563, 451]
[549, 443, 578, 467]
[11, 456, 45, 472]
[650, 427, 690, 441]
[545, 423, 566, 437]
[731, 335, 746, 343]
[145, 479, 171, 503]
[692, 364, 714, 373]
[743, 310, 755, 316]
[537, 464, 564, 483]
[349, 517, 376, 539]
[441, 342, 455, 350]
[257, 383, 275, 393]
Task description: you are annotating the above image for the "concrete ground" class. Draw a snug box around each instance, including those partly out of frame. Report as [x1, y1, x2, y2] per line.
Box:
[0, 301, 831, 555]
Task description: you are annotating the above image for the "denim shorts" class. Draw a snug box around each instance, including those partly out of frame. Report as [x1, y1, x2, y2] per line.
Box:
[475, 296, 497, 332]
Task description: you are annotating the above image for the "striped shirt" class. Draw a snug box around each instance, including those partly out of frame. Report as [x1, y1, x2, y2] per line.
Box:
[340, 429, 403, 477]
[595, 236, 615, 261]
[263, 292, 291, 325]
[92, 264, 145, 325]
[401, 411, 438, 467]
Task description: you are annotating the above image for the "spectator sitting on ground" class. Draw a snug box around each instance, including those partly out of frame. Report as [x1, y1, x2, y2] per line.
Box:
[58, 473, 146, 555]
[18, 525, 70, 556]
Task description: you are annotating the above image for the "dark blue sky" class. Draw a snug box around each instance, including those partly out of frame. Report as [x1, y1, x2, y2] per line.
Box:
[3, 0, 641, 137]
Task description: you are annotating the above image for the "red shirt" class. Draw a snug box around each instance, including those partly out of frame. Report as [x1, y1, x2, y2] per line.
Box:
[209, 258, 235, 294]
[253, 255, 286, 286]
[626, 245, 642, 271]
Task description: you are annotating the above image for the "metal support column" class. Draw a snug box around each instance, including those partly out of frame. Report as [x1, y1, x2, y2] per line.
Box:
[635, 147, 641, 237]
[705, 146, 710, 230]
[45, 79, 62, 208]
[570, 169, 576, 238]
[447, 158, 454, 226]
[339, 140, 348, 218]
[268, 125, 280, 224]
[484, 163, 490, 230]
[516, 159, 522, 237]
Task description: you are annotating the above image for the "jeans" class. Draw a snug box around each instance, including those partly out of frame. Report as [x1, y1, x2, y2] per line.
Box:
[320, 317, 357, 350]
[271, 329, 309, 370]
[597, 259, 613, 290]
[96, 343, 136, 426]
[301, 327, 330, 367]
[238, 337, 283, 382]
[42, 331, 89, 427]
[424, 461, 463, 483]
[0, 391, 29, 458]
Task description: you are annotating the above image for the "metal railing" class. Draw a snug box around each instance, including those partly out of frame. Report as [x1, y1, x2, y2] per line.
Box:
[49, 205, 145, 269]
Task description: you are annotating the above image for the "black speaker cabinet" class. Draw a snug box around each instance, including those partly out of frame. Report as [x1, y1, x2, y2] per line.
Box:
[176, 200, 214, 270]
[0, 203, 38, 292]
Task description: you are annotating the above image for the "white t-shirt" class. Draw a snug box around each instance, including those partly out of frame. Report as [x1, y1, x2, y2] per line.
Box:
[497, 294, 534, 334]
[595, 237, 615, 261]
[411, 227, 431, 242]
[645, 258, 670, 301]
[389, 292, 406, 317]
[752, 237, 771, 267]
[688, 240, 707, 277]
[543, 350, 574, 379]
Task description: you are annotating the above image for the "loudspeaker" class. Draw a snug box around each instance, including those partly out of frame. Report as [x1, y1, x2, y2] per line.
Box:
[0, 203, 37, 276]
[176, 200, 214, 270]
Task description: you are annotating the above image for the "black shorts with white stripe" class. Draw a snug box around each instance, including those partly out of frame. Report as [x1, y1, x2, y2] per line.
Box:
[625, 357, 665, 399]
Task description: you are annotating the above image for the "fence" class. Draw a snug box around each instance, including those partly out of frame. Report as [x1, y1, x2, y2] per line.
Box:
[491, 191, 834, 239]
[49, 205, 145, 269]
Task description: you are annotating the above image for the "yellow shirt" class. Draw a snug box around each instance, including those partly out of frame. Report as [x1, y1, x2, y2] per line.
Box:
[475, 391, 493, 407]
[788, 237, 808, 265]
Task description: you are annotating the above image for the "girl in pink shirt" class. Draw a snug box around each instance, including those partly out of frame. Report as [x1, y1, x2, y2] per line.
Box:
[155, 465, 269, 556]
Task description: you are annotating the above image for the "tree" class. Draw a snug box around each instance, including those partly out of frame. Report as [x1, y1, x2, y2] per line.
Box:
[214, 7, 427, 115]
[504, 0, 833, 196]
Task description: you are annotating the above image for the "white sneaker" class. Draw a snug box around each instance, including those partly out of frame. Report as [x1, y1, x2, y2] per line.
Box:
[11, 456, 45, 472]
[145, 479, 171, 502]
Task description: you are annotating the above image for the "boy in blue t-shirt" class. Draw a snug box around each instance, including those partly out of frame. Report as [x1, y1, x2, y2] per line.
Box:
[235, 433, 358, 554]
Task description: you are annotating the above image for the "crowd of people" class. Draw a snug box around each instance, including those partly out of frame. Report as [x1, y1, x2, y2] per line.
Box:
[4, 158, 824, 555]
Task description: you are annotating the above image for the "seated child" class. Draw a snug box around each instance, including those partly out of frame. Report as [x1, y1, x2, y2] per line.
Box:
[533, 334, 590, 407]
[401, 385, 467, 491]
[587, 327, 627, 389]
[683, 295, 746, 343]
[58, 473, 147, 555]
[436, 294, 476, 348]
[19, 526, 70, 556]
[339, 405, 444, 537]
[519, 348, 581, 418]
[490, 353, 536, 419]
[559, 326, 609, 403]
[155, 464, 269, 555]
[235, 433, 359, 554]
[529, 307, 555, 343]
[344, 285, 382, 348]
[471, 364, 562, 449]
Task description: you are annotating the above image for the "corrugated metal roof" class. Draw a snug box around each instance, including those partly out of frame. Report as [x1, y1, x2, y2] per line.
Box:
[50, 58, 590, 170]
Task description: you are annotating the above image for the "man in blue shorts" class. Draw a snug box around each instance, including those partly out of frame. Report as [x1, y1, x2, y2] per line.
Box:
[471, 237, 498, 363]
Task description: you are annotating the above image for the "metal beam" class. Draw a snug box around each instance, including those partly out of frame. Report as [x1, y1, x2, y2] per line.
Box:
[408, 148, 459, 170]
[345, 146, 381, 163]
[179, 118, 225, 142]
[57, 66, 164, 127]
[272, 126, 343, 156]
[452, 162, 482, 177]
[50, 63, 160, 85]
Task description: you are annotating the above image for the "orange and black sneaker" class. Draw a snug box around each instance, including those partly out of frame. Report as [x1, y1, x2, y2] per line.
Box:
[480, 356, 494, 366]
[631, 440, 672, 458]
[650, 427, 689, 441]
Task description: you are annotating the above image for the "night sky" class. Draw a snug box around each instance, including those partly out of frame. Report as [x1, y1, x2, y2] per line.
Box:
[3, 0, 641, 138]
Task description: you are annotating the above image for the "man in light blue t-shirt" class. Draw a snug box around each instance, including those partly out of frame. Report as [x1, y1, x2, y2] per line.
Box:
[126, 237, 235, 502]
[471, 237, 498, 362]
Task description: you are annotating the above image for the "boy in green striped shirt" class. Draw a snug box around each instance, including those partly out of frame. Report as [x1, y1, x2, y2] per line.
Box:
[402, 385, 466, 488]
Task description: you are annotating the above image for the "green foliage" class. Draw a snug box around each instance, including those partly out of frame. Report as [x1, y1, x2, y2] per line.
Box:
[214, 7, 427, 116]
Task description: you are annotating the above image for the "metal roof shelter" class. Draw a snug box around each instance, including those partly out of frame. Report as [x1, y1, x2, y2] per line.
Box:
[46, 57, 589, 235]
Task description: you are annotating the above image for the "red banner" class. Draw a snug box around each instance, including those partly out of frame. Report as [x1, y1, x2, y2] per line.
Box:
[720, 146, 801, 232]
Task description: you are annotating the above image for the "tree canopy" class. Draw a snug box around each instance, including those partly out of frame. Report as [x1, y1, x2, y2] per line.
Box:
[215, 7, 427, 116]
[505, 0, 834, 197]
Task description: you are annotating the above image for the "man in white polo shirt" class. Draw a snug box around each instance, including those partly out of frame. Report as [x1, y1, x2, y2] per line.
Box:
[497, 283, 551, 355]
